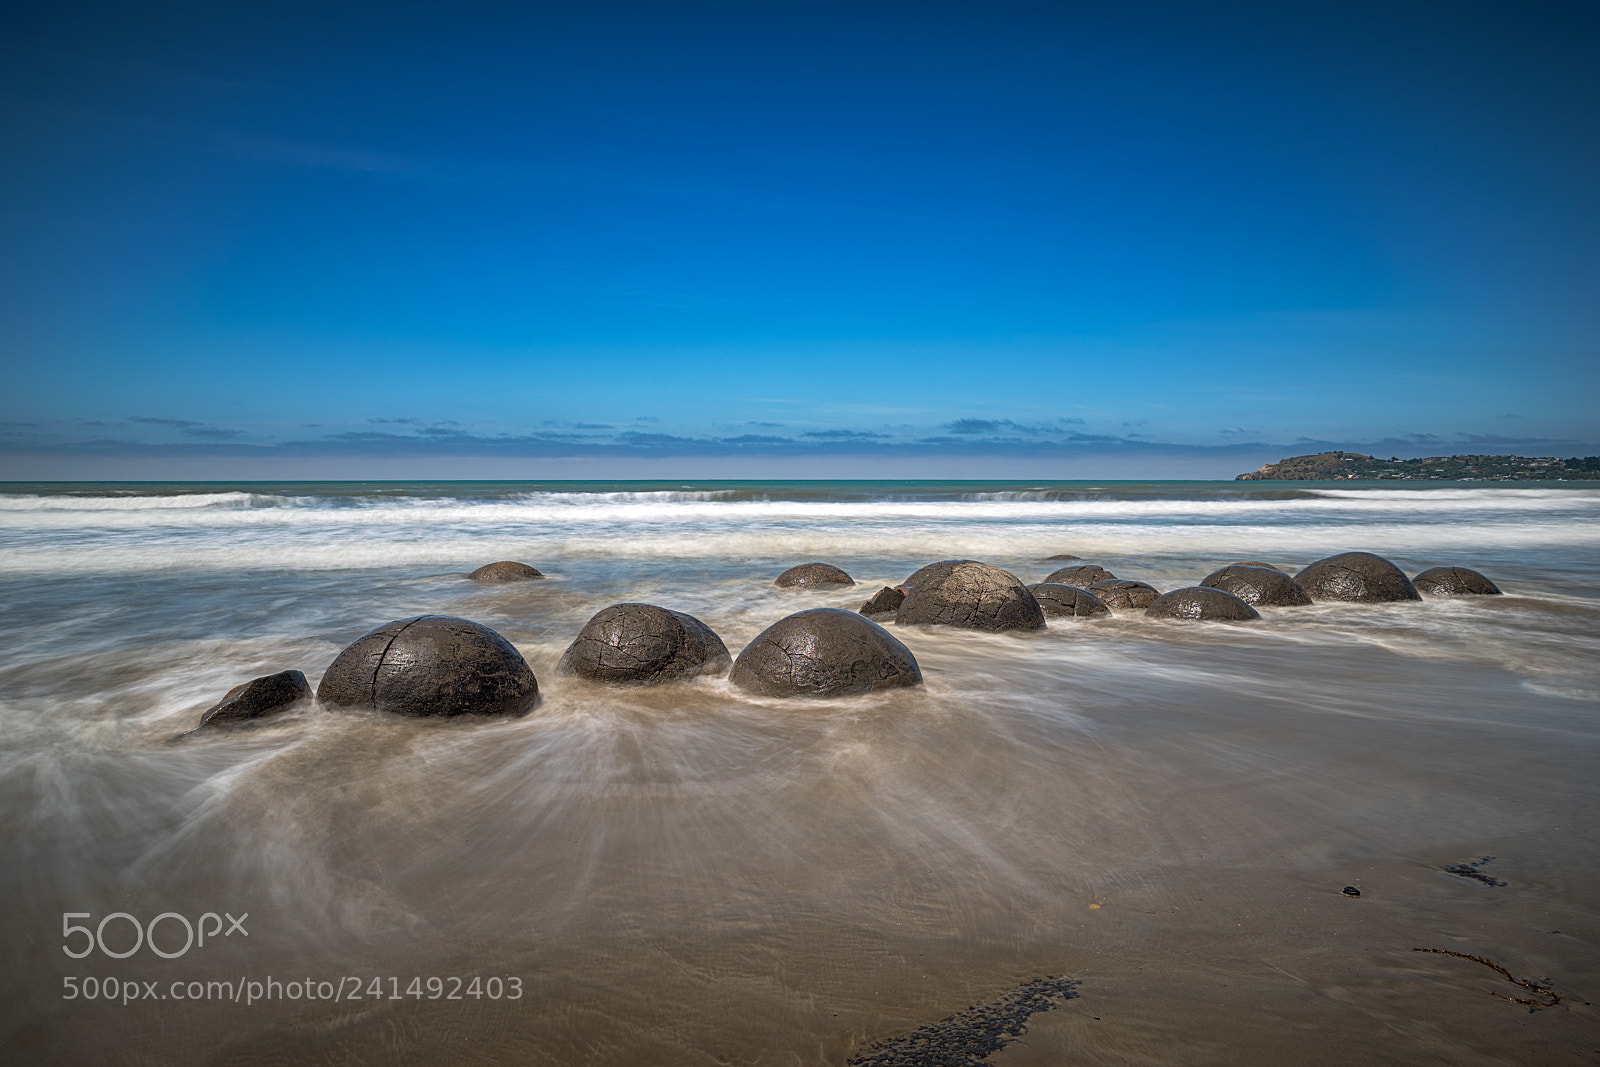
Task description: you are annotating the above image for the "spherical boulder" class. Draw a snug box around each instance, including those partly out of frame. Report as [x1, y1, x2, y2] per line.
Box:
[1146, 587, 1261, 621]
[318, 615, 540, 717]
[857, 585, 906, 619]
[1200, 565, 1312, 606]
[1225, 560, 1283, 572]
[1413, 567, 1502, 596]
[199, 670, 310, 729]
[1043, 564, 1115, 587]
[1027, 583, 1111, 618]
[896, 561, 1046, 632]
[902, 559, 974, 588]
[557, 604, 731, 685]
[1089, 578, 1160, 610]
[468, 561, 544, 582]
[774, 562, 855, 588]
[1295, 552, 1420, 603]
[730, 608, 922, 698]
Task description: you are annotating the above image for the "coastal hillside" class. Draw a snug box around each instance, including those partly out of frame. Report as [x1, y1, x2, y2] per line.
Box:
[1236, 451, 1600, 481]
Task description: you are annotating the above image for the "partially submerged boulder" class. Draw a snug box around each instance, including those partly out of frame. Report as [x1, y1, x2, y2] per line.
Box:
[1295, 552, 1420, 603]
[1042, 553, 1082, 561]
[1089, 578, 1160, 610]
[896, 561, 1046, 633]
[1413, 567, 1502, 596]
[318, 615, 540, 717]
[1200, 565, 1312, 606]
[730, 608, 922, 698]
[1027, 583, 1111, 618]
[557, 604, 730, 685]
[857, 586, 906, 619]
[1146, 587, 1261, 621]
[198, 670, 310, 729]
[468, 561, 544, 582]
[774, 562, 855, 589]
[1043, 564, 1115, 587]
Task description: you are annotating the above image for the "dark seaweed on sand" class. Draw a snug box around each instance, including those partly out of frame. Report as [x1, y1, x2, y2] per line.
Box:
[848, 976, 1081, 1066]
[1442, 856, 1507, 887]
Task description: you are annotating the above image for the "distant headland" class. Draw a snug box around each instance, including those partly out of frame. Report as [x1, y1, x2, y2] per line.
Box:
[1236, 452, 1600, 481]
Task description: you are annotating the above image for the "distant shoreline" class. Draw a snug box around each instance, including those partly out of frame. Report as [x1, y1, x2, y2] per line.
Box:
[1237, 451, 1600, 481]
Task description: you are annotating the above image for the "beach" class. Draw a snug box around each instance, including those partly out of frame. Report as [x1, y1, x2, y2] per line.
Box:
[2, 480, 1598, 1064]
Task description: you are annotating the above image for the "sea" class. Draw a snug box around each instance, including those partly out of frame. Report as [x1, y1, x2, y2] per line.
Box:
[2, 479, 1597, 1065]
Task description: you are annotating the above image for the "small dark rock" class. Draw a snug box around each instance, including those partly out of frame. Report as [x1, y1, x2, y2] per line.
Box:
[318, 615, 540, 717]
[1027, 583, 1111, 618]
[896, 561, 1046, 633]
[857, 585, 906, 619]
[1042, 553, 1082, 561]
[1200, 565, 1312, 606]
[557, 604, 731, 685]
[1089, 578, 1160, 610]
[1296, 552, 1421, 603]
[1145, 587, 1261, 621]
[468, 561, 544, 582]
[198, 670, 310, 729]
[1413, 566, 1502, 596]
[1043, 564, 1115, 586]
[774, 562, 855, 588]
[730, 608, 922, 698]
[1342, 886, 1361, 897]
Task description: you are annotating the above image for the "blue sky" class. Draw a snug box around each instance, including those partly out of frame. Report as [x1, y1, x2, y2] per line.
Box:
[2, 0, 1597, 478]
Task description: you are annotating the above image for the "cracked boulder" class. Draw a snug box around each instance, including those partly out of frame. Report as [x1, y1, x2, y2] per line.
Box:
[1413, 566, 1502, 596]
[730, 607, 922, 698]
[1146, 587, 1261, 621]
[1200, 565, 1312, 606]
[1295, 552, 1421, 602]
[318, 615, 540, 717]
[857, 586, 906, 619]
[468, 561, 544, 582]
[1027, 583, 1111, 618]
[557, 603, 731, 685]
[774, 562, 855, 588]
[1089, 578, 1160, 610]
[896, 560, 1046, 633]
[198, 670, 310, 729]
[1042, 564, 1115, 587]
[901, 559, 973, 589]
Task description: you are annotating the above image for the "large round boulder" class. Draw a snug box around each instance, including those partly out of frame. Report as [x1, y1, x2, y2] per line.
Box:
[468, 561, 544, 582]
[774, 562, 855, 589]
[1225, 560, 1284, 572]
[857, 586, 906, 619]
[1089, 578, 1160, 610]
[730, 608, 922, 698]
[1295, 552, 1420, 603]
[896, 561, 1046, 633]
[1027, 583, 1111, 618]
[199, 670, 310, 729]
[1200, 565, 1312, 606]
[1146, 587, 1261, 621]
[1413, 567, 1502, 596]
[318, 615, 540, 717]
[902, 559, 973, 588]
[558, 604, 731, 685]
[1043, 564, 1115, 587]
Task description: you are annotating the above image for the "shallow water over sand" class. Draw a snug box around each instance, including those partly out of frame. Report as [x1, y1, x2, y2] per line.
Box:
[2, 481, 1598, 1064]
